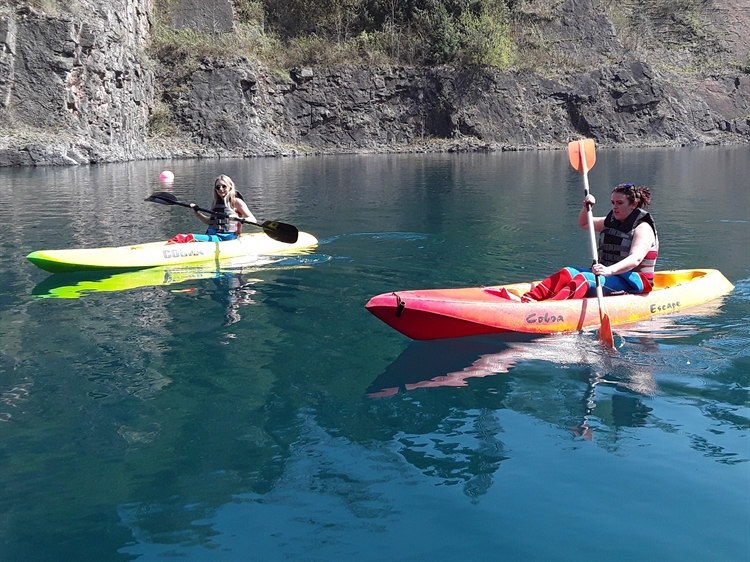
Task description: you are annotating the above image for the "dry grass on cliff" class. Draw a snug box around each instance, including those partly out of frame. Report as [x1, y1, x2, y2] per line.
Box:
[148, 23, 408, 77]
[148, 23, 275, 70]
[149, 32, 422, 82]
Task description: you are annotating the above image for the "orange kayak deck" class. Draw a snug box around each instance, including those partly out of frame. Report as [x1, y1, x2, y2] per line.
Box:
[365, 269, 734, 340]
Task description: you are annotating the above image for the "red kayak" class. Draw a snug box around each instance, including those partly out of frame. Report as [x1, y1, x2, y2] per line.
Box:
[365, 269, 734, 340]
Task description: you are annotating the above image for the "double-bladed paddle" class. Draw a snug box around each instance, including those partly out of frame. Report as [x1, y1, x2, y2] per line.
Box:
[568, 139, 616, 350]
[145, 192, 299, 244]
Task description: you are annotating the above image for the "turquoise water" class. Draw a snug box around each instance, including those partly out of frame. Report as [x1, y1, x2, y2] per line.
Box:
[0, 148, 748, 561]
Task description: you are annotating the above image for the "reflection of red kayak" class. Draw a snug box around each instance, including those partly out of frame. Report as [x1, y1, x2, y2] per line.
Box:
[365, 269, 734, 340]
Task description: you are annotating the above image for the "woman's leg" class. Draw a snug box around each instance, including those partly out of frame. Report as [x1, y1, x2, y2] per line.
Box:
[190, 232, 239, 243]
[550, 270, 591, 300]
[582, 270, 647, 297]
[523, 269, 648, 301]
[603, 271, 646, 295]
[523, 267, 580, 301]
[190, 233, 219, 242]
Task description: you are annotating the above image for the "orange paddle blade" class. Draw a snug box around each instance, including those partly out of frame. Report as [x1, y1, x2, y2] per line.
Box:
[599, 312, 616, 349]
[568, 139, 596, 173]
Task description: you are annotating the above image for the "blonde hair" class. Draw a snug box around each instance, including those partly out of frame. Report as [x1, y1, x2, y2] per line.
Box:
[213, 174, 237, 207]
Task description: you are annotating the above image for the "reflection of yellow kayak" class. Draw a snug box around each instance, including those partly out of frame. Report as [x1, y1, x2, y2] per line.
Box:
[27, 232, 318, 273]
[32, 255, 310, 299]
[366, 269, 735, 340]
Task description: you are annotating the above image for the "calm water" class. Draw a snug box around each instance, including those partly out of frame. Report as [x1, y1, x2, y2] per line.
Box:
[0, 147, 748, 562]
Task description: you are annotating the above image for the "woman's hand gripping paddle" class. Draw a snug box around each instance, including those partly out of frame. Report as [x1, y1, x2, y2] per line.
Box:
[145, 192, 299, 244]
[568, 139, 616, 350]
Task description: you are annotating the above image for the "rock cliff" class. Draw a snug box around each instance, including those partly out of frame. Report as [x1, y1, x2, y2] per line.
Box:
[0, 0, 748, 166]
[0, 0, 154, 165]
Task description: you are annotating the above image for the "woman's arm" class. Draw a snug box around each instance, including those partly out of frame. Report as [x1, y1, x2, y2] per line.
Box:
[578, 194, 605, 232]
[234, 199, 257, 223]
[190, 203, 211, 225]
[592, 222, 656, 276]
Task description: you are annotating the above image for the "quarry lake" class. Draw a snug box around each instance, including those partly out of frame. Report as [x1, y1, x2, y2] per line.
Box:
[0, 146, 748, 561]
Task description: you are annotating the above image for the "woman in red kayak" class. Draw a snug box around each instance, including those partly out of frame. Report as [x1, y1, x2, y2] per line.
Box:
[523, 183, 658, 301]
[189, 175, 257, 242]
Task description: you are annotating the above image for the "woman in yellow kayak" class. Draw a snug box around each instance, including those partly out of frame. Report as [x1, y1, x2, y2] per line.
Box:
[188, 175, 257, 242]
[523, 183, 659, 301]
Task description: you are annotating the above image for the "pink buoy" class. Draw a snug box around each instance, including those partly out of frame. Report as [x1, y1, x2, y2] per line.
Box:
[159, 170, 174, 182]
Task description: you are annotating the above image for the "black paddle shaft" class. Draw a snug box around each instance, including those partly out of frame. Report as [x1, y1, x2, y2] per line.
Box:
[145, 192, 299, 244]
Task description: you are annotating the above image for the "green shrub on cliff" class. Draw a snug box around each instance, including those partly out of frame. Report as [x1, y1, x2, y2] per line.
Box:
[147, 0, 516, 71]
[412, 1, 461, 65]
[279, 33, 363, 66]
[234, 0, 265, 26]
[458, 1, 513, 68]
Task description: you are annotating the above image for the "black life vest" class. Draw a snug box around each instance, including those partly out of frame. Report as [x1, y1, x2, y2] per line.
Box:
[598, 208, 659, 279]
[208, 201, 241, 234]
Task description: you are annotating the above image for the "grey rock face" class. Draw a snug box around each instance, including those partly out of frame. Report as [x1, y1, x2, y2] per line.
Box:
[0, 0, 748, 166]
[157, 0, 750, 156]
[0, 0, 154, 165]
[171, 60, 748, 154]
[168, 0, 234, 32]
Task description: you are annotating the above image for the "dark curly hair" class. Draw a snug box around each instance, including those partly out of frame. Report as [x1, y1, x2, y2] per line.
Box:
[612, 183, 651, 209]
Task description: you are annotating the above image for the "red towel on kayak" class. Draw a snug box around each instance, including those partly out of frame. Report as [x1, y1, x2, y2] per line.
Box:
[166, 233, 196, 244]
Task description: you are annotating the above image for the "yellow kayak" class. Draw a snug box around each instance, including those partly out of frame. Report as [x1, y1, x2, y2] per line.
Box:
[27, 231, 318, 273]
[365, 269, 735, 340]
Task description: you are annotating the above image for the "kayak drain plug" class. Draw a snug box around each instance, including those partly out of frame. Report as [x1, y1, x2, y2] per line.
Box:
[394, 294, 406, 317]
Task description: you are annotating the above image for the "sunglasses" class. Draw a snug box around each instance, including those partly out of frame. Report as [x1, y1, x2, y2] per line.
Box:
[215, 183, 230, 190]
